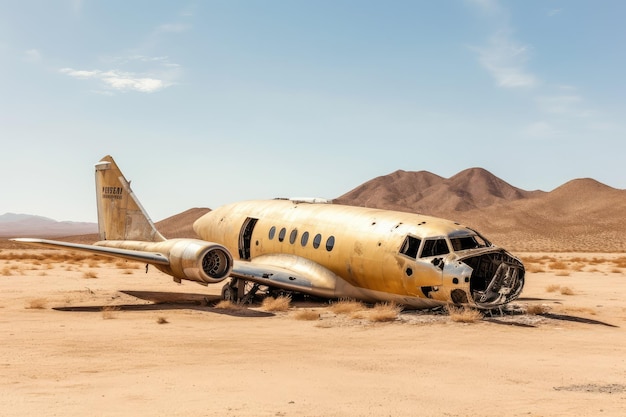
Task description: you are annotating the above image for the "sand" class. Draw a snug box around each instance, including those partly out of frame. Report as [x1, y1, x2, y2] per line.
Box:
[1, 250, 625, 416]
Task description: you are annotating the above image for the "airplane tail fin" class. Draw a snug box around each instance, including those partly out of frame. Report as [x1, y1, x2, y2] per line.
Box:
[94, 155, 165, 242]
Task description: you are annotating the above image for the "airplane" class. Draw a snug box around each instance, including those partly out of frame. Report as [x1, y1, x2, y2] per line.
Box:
[13, 155, 525, 309]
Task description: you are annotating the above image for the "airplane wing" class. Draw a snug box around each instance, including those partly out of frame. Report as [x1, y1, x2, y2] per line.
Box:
[229, 254, 342, 299]
[10, 238, 170, 265]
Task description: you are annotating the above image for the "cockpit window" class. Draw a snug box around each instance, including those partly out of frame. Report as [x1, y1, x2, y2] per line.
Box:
[420, 238, 449, 257]
[399, 235, 421, 259]
[450, 235, 489, 251]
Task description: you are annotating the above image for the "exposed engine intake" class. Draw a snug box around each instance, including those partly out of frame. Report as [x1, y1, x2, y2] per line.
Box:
[164, 239, 234, 284]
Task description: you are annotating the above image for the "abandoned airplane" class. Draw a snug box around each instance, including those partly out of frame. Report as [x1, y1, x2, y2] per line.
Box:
[13, 155, 525, 309]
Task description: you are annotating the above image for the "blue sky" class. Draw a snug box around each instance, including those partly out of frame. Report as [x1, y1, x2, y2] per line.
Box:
[1, 0, 624, 222]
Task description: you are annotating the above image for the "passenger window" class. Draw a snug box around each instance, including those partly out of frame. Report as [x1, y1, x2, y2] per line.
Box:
[420, 239, 449, 257]
[325, 236, 335, 252]
[289, 229, 298, 244]
[400, 236, 421, 259]
[278, 228, 286, 242]
[301, 231, 309, 246]
[269, 226, 276, 240]
[313, 234, 322, 249]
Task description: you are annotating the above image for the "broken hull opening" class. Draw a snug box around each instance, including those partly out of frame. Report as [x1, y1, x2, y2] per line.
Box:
[464, 251, 525, 308]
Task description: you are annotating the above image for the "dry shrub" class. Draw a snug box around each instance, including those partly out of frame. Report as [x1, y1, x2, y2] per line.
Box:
[446, 305, 483, 323]
[156, 316, 169, 324]
[560, 286, 575, 296]
[101, 306, 120, 319]
[368, 302, 402, 322]
[526, 304, 550, 315]
[293, 309, 320, 321]
[525, 264, 544, 273]
[1, 267, 12, 276]
[548, 261, 568, 270]
[82, 270, 98, 279]
[26, 298, 47, 309]
[610, 268, 622, 274]
[87, 260, 100, 268]
[261, 295, 291, 312]
[328, 299, 366, 314]
[546, 284, 560, 292]
[613, 257, 626, 268]
[214, 300, 243, 310]
[122, 269, 134, 275]
[555, 271, 570, 277]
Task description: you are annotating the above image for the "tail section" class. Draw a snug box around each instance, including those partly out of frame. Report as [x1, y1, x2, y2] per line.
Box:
[95, 155, 165, 242]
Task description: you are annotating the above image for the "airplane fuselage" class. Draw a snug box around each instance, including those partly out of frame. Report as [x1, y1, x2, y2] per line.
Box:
[193, 199, 525, 308]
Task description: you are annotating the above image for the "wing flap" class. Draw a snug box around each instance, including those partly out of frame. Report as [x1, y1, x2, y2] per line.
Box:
[230, 254, 340, 298]
[11, 238, 170, 265]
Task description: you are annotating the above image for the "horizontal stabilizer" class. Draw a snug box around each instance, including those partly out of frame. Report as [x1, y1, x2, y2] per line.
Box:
[11, 238, 170, 265]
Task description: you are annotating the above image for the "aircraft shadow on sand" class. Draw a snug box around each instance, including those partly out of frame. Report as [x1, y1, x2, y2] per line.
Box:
[52, 290, 275, 318]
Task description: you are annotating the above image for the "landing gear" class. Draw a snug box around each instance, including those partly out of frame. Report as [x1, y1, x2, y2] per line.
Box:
[221, 278, 262, 304]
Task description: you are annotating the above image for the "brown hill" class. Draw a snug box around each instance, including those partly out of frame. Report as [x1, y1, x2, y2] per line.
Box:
[156, 208, 210, 239]
[336, 168, 539, 213]
[336, 170, 625, 252]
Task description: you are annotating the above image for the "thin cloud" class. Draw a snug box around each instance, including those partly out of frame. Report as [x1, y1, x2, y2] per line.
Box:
[24, 49, 42, 63]
[474, 32, 536, 88]
[156, 23, 189, 33]
[548, 9, 563, 17]
[59, 55, 179, 94]
[536, 95, 583, 115]
[60, 67, 168, 93]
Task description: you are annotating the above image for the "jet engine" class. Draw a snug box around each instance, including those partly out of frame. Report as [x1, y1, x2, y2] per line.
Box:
[160, 239, 234, 284]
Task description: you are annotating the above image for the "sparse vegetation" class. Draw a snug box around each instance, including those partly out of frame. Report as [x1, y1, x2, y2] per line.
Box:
[156, 316, 169, 324]
[26, 298, 47, 309]
[526, 304, 550, 315]
[559, 286, 575, 295]
[368, 302, 402, 322]
[555, 271, 571, 277]
[446, 305, 483, 323]
[82, 270, 98, 279]
[328, 299, 366, 314]
[546, 284, 560, 292]
[101, 306, 120, 319]
[261, 295, 291, 312]
[293, 309, 320, 321]
[214, 300, 243, 310]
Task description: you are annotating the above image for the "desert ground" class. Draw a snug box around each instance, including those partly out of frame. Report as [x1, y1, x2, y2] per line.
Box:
[1, 249, 625, 417]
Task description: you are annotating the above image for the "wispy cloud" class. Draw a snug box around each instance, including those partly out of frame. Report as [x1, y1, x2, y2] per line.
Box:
[548, 9, 563, 17]
[59, 55, 179, 94]
[156, 23, 189, 33]
[61, 68, 166, 93]
[23, 49, 42, 63]
[473, 32, 536, 88]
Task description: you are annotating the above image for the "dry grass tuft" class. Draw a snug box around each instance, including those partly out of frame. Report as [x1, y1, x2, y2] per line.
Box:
[156, 316, 169, 324]
[328, 299, 366, 314]
[261, 295, 291, 312]
[368, 302, 403, 322]
[214, 300, 243, 310]
[559, 286, 575, 296]
[555, 271, 571, 277]
[546, 284, 561, 292]
[293, 309, 320, 321]
[548, 261, 568, 270]
[526, 304, 550, 315]
[82, 270, 98, 279]
[101, 306, 120, 319]
[446, 305, 483, 323]
[26, 298, 47, 309]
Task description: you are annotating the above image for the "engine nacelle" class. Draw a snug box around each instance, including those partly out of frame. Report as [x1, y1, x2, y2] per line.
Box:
[164, 239, 233, 284]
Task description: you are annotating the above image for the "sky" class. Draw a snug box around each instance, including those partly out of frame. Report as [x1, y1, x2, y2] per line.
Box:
[1, 0, 624, 222]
